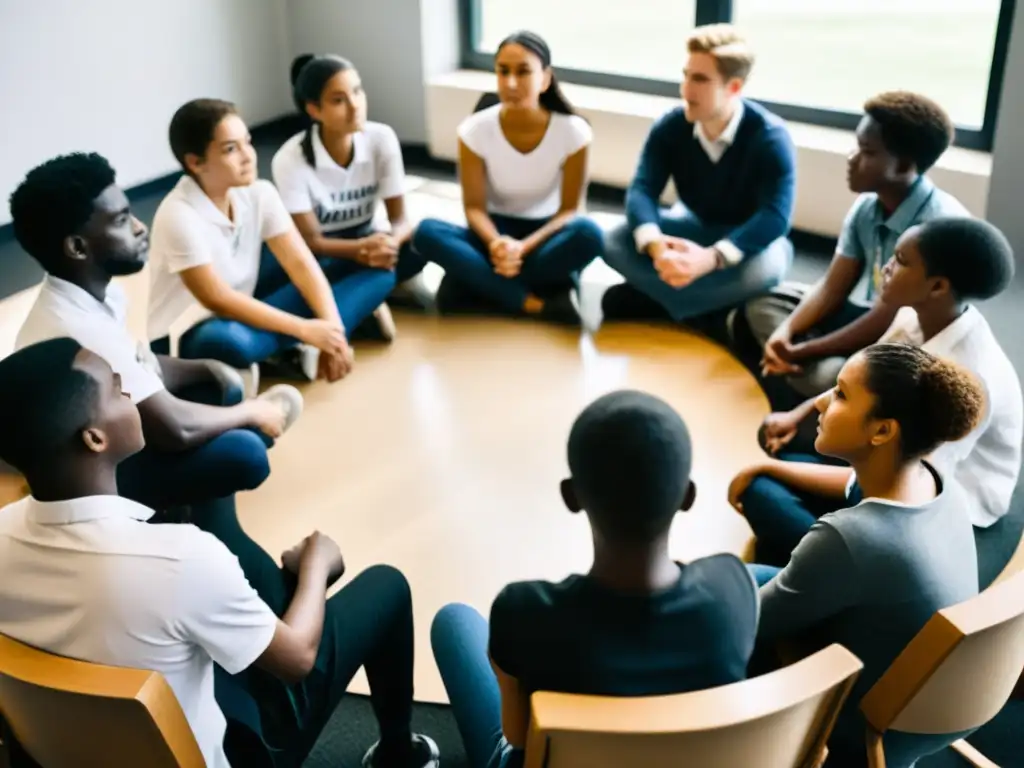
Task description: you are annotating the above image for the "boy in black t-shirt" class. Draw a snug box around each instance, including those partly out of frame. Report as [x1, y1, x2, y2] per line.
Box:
[430, 390, 759, 768]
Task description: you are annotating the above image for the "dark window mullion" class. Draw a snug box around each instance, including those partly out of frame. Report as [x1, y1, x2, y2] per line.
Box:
[695, 0, 733, 26]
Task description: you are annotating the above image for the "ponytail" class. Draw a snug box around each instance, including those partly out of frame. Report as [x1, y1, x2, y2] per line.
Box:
[862, 343, 984, 460]
[497, 30, 577, 117]
[289, 53, 354, 167]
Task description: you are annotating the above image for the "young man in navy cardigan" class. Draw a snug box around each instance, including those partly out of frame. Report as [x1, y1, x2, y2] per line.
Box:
[602, 24, 796, 325]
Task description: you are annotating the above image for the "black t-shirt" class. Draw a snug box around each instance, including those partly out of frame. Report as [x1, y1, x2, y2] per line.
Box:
[488, 553, 759, 699]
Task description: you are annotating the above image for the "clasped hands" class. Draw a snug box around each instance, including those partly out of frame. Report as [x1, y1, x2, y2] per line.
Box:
[356, 232, 401, 270]
[646, 236, 718, 289]
[489, 235, 527, 278]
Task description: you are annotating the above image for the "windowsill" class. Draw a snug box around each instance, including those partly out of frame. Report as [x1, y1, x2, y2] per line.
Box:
[425, 70, 992, 238]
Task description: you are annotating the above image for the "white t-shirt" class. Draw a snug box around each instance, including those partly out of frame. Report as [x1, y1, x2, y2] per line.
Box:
[16, 275, 164, 403]
[0, 495, 278, 768]
[271, 122, 405, 234]
[457, 105, 592, 220]
[881, 305, 1024, 527]
[147, 176, 293, 343]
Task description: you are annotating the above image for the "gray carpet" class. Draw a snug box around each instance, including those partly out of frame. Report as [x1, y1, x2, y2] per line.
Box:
[1, 132, 1021, 768]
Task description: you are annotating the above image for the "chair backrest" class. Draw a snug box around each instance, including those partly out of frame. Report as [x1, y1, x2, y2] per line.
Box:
[473, 91, 501, 113]
[861, 569, 1024, 736]
[0, 633, 205, 768]
[523, 644, 862, 768]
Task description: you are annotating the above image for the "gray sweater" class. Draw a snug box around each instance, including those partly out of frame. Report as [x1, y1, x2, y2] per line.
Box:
[758, 463, 979, 754]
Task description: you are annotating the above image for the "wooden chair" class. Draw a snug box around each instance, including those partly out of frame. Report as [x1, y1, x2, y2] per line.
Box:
[860, 570, 1024, 768]
[0, 472, 27, 509]
[0, 633, 204, 767]
[522, 643, 862, 768]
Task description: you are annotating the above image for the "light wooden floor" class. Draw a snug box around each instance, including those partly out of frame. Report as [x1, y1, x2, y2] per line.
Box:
[0, 268, 770, 705]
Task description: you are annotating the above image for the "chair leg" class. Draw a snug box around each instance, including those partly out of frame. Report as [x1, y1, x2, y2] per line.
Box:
[865, 727, 886, 768]
[951, 739, 1000, 768]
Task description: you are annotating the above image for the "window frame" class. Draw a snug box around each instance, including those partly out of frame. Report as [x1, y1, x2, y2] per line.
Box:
[459, 0, 1016, 151]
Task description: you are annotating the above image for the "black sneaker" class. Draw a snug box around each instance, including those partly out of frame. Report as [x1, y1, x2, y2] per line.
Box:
[539, 287, 581, 326]
[362, 733, 440, 768]
[600, 283, 672, 321]
[435, 274, 507, 316]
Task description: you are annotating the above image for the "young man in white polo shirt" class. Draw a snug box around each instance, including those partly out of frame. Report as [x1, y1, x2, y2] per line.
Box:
[8, 153, 299, 512]
[0, 338, 439, 768]
[734, 217, 1020, 565]
[148, 98, 392, 382]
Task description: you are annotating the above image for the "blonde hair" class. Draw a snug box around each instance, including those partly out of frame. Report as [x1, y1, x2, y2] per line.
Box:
[686, 24, 754, 82]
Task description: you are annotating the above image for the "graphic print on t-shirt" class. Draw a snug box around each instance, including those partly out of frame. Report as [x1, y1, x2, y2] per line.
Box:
[316, 185, 380, 232]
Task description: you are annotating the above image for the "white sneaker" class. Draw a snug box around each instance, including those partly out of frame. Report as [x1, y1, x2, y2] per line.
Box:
[239, 363, 260, 399]
[297, 344, 320, 381]
[372, 303, 397, 342]
[256, 384, 303, 433]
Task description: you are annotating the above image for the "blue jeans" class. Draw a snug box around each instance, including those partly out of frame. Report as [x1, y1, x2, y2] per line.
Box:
[412, 215, 603, 313]
[431, 604, 514, 768]
[177, 246, 396, 368]
[117, 377, 271, 510]
[742, 452, 842, 567]
[603, 206, 792, 322]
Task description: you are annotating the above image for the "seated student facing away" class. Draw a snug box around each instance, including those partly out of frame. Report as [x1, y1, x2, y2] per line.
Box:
[734, 218, 1020, 565]
[412, 30, 604, 326]
[747, 343, 983, 767]
[9, 153, 297, 512]
[0, 338, 439, 768]
[147, 99, 386, 384]
[431, 390, 759, 768]
[739, 92, 966, 407]
[273, 54, 427, 309]
[601, 24, 796, 325]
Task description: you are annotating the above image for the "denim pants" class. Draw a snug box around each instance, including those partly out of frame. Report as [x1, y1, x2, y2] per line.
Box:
[741, 452, 844, 567]
[602, 206, 792, 322]
[411, 214, 604, 313]
[177, 245, 397, 368]
[430, 604, 515, 768]
[202, 496, 418, 768]
[116, 374, 271, 510]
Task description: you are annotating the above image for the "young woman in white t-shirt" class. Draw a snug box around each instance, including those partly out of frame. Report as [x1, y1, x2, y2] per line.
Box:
[272, 54, 426, 307]
[148, 99, 394, 384]
[411, 31, 603, 325]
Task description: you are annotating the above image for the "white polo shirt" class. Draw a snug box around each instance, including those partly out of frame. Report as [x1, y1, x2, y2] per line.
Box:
[147, 176, 292, 343]
[16, 275, 164, 404]
[881, 305, 1024, 527]
[0, 495, 278, 768]
[271, 122, 405, 234]
[458, 105, 592, 220]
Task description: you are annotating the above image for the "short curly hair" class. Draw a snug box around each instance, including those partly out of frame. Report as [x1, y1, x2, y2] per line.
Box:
[916, 217, 1014, 301]
[8, 153, 116, 271]
[862, 343, 984, 461]
[864, 91, 955, 173]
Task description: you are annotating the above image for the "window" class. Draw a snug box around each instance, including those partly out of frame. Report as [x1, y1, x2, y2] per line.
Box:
[461, 0, 1015, 150]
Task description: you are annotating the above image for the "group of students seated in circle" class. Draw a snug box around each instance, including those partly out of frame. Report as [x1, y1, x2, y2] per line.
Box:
[0, 20, 1019, 768]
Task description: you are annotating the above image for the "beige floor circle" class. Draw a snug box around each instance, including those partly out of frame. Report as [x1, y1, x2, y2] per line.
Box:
[239, 311, 769, 704]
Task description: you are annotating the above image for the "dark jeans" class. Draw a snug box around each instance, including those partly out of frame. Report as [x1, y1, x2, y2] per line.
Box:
[741, 451, 844, 567]
[117, 375, 271, 511]
[198, 498, 417, 768]
[178, 245, 398, 369]
[411, 214, 603, 313]
[430, 604, 513, 768]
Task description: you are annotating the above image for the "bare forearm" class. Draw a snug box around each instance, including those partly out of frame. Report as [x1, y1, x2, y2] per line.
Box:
[794, 302, 898, 361]
[466, 208, 500, 247]
[785, 281, 845, 338]
[156, 355, 214, 393]
[389, 217, 414, 245]
[281, 557, 328, 658]
[304, 234, 364, 261]
[143, 398, 259, 450]
[760, 459, 852, 500]
[207, 291, 307, 339]
[521, 211, 574, 255]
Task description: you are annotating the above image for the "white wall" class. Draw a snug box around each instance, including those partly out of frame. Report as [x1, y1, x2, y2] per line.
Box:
[285, 0, 437, 144]
[0, 0, 293, 225]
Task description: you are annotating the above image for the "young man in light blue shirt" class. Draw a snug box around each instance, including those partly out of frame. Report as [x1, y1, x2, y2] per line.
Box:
[738, 91, 968, 407]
